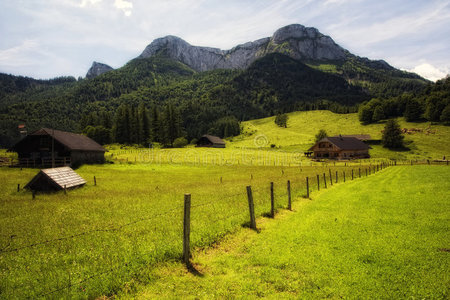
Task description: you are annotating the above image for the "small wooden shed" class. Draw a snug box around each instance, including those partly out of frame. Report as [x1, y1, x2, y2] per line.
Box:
[25, 167, 87, 191]
[196, 135, 226, 148]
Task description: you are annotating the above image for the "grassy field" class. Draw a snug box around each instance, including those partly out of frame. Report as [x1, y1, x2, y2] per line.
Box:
[98, 111, 450, 165]
[0, 110, 448, 298]
[126, 165, 450, 299]
[0, 161, 369, 298]
[233, 111, 450, 160]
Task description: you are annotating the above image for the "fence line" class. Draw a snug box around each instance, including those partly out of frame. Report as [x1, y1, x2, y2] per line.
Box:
[2, 162, 397, 298]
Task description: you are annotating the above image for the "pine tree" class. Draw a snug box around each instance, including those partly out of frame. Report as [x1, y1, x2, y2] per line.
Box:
[138, 103, 150, 145]
[129, 106, 139, 144]
[113, 104, 131, 144]
[162, 103, 183, 147]
[382, 119, 404, 149]
[150, 105, 160, 143]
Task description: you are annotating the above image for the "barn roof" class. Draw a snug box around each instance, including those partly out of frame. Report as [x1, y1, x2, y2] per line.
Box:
[25, 167, 87, 191]
[201, 135, 226, 145]
[12, 128, 105, 152]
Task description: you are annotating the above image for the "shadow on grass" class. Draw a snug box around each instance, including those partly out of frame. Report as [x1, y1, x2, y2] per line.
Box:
[186, 261, 204, 277]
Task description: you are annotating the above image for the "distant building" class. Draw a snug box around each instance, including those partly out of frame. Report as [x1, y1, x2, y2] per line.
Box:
[196, 135, 226, 148]
[9, 128, 105, 167]
[308, 136, 371, 159]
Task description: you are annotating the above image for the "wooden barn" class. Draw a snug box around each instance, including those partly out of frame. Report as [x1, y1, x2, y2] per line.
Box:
[25, 167, 86, 191]
[196, 135, 226, 148]
[9, 128, 105, 167]
[308, 136, 371, 159]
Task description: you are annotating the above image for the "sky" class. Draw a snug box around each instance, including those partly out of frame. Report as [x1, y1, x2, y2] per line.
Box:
[0, 0, 449, 81]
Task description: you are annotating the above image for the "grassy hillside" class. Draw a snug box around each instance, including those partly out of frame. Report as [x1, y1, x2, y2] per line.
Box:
[0, 162, 363, 298]
[231, 110, 450, 160]
[127, 166, 450, 299]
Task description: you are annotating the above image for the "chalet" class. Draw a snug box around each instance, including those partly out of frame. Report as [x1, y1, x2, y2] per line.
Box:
[25, 167, 87, 191]
[9, 128, 105, 167]
[308, 136, 371, 159]
[196, 135, 226, 148]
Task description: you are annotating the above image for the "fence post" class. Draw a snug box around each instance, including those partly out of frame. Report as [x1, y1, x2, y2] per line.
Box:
[352, 169, 354, 180]
[317, 174, 320, 191]
[306, 177, 310, 198]
[246, 186, 256, 230]
[359, 168, 361, 178]
[183, 193, 191, 265]
[329, 169, 333, 186]
[270, 182, 275, 218]
[287, 180, 292, 210]
[94, 176, 97, 186]
[323, 173, 327, 188]
[336, 171, 338, 183]
[343, 171, 346, 182]
[17, 184, 20, 192]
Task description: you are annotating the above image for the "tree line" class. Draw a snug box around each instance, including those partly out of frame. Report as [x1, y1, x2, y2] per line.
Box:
[80, 103, 240, 147]
[358, 77, 450, 125]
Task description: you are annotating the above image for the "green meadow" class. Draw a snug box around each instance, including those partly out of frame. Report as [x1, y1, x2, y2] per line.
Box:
[0, 110, 449, 298]
[105, 111, 450, 165]
[126, 166, 450, 299]
[0, 161, 364, 298]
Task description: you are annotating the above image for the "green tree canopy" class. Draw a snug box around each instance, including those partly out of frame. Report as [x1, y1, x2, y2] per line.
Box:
[315, 129, 328, 142]
[382, 119, 404, 149]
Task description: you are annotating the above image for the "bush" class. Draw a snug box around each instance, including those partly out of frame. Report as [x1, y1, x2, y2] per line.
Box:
[274, 114, 288, 128]
[173, 137, 188, 148]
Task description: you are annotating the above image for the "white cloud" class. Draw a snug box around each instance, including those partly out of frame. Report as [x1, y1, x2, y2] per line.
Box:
[114, 0, 133, 16]
[0, 40, 41, 67]
[80, 0, 103, 7]
[410, 63, 448, 82]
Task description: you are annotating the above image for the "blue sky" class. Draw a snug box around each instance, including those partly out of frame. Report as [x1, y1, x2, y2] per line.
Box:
[0, 0, 449, 81]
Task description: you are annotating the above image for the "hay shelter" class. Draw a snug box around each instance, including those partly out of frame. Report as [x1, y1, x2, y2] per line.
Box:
[25, 167, 87, 191]
[196, 135, 226, 148]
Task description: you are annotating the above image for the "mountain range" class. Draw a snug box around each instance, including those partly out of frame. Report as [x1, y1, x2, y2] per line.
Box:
[88, 24, 400, 77]
[0, 24, 432, 147]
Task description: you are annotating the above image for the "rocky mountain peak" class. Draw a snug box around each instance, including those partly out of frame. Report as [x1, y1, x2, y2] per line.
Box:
[138, 24, 348, 72]
[86, 61, 114, 79]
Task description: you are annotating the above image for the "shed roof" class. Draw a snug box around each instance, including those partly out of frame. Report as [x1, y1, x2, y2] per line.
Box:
[12, 128, 105, 152]
[201, 135, 226, 145]
[25, 167, 87, 191]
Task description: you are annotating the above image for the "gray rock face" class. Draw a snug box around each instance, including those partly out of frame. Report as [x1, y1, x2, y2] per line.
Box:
[86, 61, 114, 78]
[138, 24, 347, 71]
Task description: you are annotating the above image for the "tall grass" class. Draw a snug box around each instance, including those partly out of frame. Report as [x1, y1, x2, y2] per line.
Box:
[0, 162, 370, 298]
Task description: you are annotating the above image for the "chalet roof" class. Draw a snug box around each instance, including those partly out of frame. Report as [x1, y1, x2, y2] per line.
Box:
[25, 167, 87, 191]
[324, 136, 370, 150]
[12, 128, 105, 152]
[200, 135, 226, 145]
[339, 134, 371, 141]
[309, 136, 370, 151]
